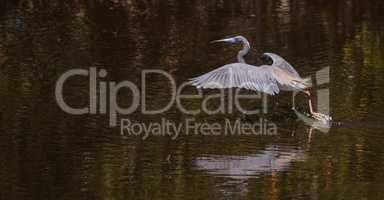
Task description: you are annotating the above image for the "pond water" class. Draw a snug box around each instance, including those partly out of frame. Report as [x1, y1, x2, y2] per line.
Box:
[1, 0, 384, 199]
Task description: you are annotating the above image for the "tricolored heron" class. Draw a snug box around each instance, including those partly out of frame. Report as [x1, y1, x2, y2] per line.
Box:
[190, 35, 330, 121]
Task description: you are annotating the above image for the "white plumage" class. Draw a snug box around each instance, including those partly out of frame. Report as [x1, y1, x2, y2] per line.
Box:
[190, 62, 309, 95]
[189, 35, 331, 122]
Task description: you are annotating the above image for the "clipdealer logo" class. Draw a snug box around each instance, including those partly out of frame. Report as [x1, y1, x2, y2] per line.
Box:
[55, 67, 276, 138]
[54, 66, 331, 137]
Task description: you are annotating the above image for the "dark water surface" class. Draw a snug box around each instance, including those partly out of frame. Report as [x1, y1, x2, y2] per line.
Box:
[1, 0, 384, 199]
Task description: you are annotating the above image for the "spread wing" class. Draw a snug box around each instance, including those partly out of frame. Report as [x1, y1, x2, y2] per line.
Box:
[189, 63, 308, 95]
[263, 53, 300, 78]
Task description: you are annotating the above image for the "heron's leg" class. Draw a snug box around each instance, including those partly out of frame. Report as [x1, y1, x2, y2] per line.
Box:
[301, 90, 314, 113]
[291, 91, 298, 110]
[308, 97, 315, 114]
[302, 90, 329, 120]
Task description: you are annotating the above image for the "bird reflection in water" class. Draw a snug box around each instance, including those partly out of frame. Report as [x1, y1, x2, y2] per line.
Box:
[193, 120, 326, 199]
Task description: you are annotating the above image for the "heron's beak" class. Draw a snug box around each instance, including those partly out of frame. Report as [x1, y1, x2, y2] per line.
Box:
[210, 37, 236, 44]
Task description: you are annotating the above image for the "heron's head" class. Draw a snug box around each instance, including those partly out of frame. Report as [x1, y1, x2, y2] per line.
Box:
[210, 35, 248, 45]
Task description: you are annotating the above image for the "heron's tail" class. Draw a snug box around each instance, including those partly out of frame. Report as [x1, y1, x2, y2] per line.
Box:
[291, 77, 312, 91]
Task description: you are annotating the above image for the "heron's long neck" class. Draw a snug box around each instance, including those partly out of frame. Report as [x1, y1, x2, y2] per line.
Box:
[237, 40, 250, 63]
